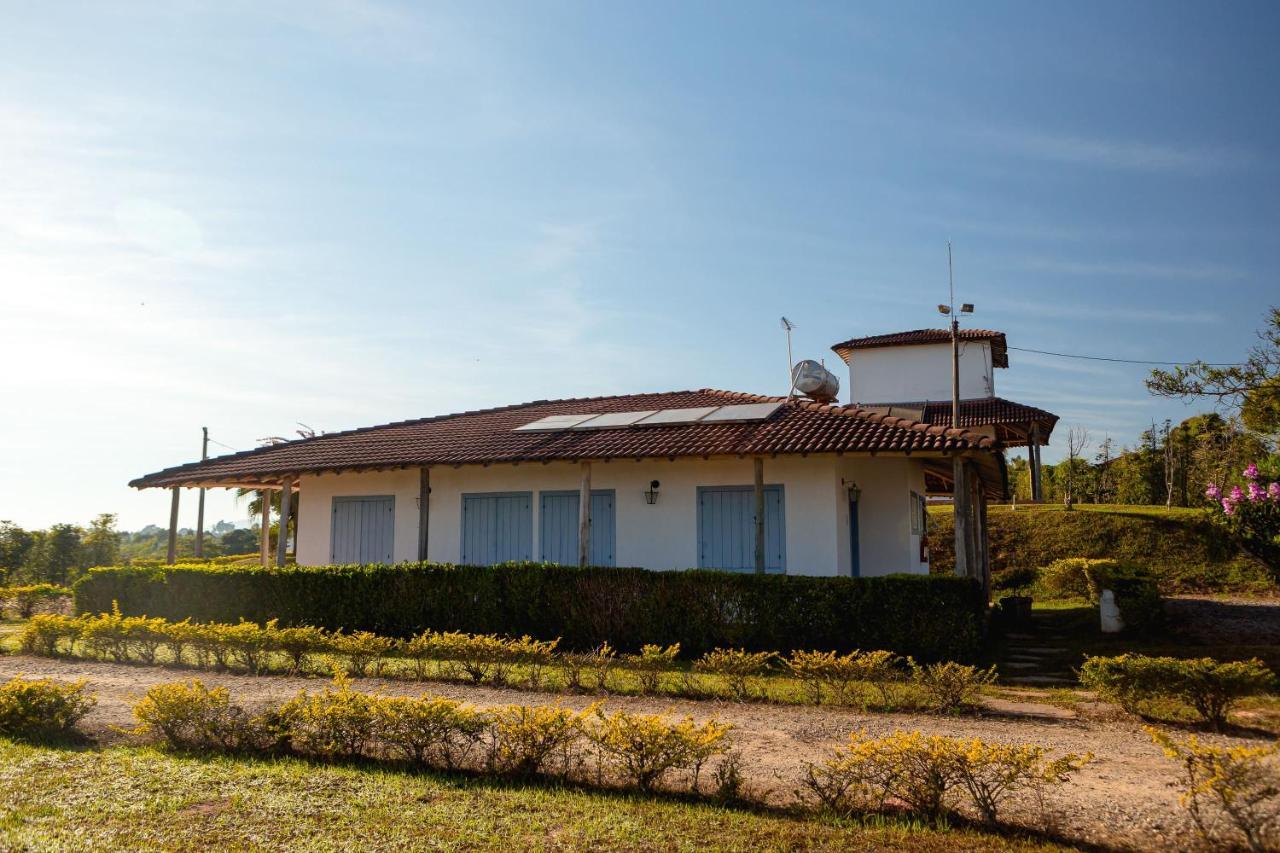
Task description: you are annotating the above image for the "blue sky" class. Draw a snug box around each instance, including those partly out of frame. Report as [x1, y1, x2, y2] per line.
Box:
[1, 1, 1277, 529]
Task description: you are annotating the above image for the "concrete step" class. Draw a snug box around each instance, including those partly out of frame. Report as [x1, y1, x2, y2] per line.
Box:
[1005, 674, 1077, 686]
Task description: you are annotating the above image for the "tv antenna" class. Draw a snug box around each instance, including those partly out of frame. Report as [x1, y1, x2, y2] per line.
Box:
[780, 316, 797, 398]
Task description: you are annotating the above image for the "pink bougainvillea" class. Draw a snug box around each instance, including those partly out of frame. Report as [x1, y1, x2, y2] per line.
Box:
[1209, 464, 1280, 571]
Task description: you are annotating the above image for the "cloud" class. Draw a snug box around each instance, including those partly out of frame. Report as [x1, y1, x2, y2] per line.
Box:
[971, 124, 1245, 174]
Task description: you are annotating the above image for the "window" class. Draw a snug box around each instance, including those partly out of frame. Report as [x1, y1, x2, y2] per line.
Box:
[696, 485, 786, 573]
[910, 491, 926, 535]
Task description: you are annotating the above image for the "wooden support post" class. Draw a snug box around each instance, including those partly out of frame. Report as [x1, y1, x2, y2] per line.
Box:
[977, 484, 991, 601]
[417, 467, 431, 563]
[952, 455, 969, 578]
[753, 456, 766, 574]
[276, 477, 293, 567]
[259, 490, 270, 567]
[166, 487, 180, 565]
[195, 426, 208, 557]
[578, 461, 592, 567]
[1029, 422, 1042, 501]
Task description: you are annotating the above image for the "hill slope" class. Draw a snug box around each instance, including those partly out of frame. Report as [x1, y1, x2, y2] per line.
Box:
[928, 504, 1274, 593]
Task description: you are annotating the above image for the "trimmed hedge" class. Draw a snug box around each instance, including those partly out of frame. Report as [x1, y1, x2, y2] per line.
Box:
[74, 563, 985, 661]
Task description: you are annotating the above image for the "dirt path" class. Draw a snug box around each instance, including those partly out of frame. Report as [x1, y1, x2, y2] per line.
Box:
[0, 654, 1250, 850]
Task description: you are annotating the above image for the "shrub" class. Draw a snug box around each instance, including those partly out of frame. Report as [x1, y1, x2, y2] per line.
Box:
[800, 730, 1088, 823]
[221, 620, 275, 674]
[417, 631, 510, 685]
[910, 661, 997, 712]
[950, 739, 1090, 824]
[586, 709, 732, 791]
[272, 624, 328, 674]
[132, 680, 273, 752]
[627, 644, 679, 694]
[19, 615, 80, 657]
[0, 676, 95, 742]
[490, 703, 594, 776]
[329, 630, 395, 678]
[784, 649, 904, 707]
[374, 695, 489, 769]
[79, 607, 131, 663]
[694, 648, 775, 700]
[561, 642, 616, 693]
[75, 563, 986, 661]
[1081, 654, 1275, 729]
[508, 635, 560, 690]
[1149, 727, 1280, 852]
[279, 673, 379, 759]
[0, 584, 72, 618]
[1038, 558, 1121, 602]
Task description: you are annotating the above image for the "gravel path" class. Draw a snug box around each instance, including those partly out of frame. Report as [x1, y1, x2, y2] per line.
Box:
[2, 654, 1260, 850]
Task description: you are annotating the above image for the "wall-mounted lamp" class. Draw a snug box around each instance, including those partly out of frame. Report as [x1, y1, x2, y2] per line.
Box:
[644, 480, 661, 505]
[846, 481, 862, 502]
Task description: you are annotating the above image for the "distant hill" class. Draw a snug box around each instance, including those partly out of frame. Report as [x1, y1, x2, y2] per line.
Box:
[927, 504, 1274, 594]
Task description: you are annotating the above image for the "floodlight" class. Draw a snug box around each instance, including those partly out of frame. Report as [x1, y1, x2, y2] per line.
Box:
[936, 304, 950, 315]
[960, 303, 974, 313]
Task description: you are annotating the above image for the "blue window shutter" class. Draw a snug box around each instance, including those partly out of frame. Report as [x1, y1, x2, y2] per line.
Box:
[697, 486, 785, 573]
[538, 491, 616, 566]
[462, 493, 533, 565]
[330, 496, 394, 564]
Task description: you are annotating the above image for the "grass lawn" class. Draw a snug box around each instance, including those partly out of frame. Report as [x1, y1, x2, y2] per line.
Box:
[0, 741, 1060, 852]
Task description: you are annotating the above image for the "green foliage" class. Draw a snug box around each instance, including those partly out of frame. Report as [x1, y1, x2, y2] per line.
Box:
[1081, 654, 1276, 729]
[0, 676, 95, 742]
[1149, 726, 1280, 852]
[910, 661, 998, 713]
[490, 703, 594, 776]
[75, 562, 986, 662]
[586, 709, 732, 791]
[278, 673, 379, 759]
[693, 648, 775, 700]
[930, 505, 1272, 593]
[373, 695, 489, 768]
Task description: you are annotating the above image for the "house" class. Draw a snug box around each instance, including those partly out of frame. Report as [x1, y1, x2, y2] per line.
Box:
[130, 329, 1056, 585]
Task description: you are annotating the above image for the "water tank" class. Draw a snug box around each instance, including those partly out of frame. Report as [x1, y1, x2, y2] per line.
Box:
[791, 360, 840, 402]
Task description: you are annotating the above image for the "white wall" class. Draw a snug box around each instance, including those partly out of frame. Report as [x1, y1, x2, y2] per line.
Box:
[296, 455, 934, 577]
[846, 341, 994, 404]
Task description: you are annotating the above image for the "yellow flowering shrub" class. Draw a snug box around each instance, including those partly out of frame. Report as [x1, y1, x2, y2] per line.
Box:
[587, 709, 732, 791]
[328, 630, 395, 678]
[18, 614, 81, 657]
[560, 642, 617, 693]
[1149, 726, 1280, 852]
[627, 644, 680, 694]
[490, 702, 596, 776]
[374, 694, 490, 769]
[279, 672, 379, 758]
[132, 679, 273, 752]
[694, 648, 775, 701]
[0, 675, 95, 742]
[910, 661, 997, 712]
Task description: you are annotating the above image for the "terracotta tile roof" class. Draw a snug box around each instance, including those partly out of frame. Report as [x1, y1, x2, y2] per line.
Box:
[129, 389, 1000, 489]
[860, 397, 1058, 446]
[831, 329, 1009, 368]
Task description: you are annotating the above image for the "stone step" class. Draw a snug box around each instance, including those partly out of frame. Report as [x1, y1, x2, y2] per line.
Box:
[1005, 674, 1077, 686]
[1000, 661, 1042, 671]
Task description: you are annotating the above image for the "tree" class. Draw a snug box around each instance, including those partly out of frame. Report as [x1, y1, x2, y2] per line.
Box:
[28, 524, 83, 585]
[1093, 436, 1116, 504]
[1147, 306, 1280, 436]
[82, 513, 120, 568]
[221, 527, 258, 554]
[0, 521, 34, 584]
[1063, 426, 1090, 509]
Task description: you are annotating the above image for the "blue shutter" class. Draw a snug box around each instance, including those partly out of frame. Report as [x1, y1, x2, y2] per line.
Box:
[461, 493, 533, 565]
[697, 486, 785, 573]
[538, 491, 615, 566]
[331, 496, 394, 564]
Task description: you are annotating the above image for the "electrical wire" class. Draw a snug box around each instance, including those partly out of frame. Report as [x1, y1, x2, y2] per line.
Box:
[1007, 346, 1245, 367]
[205, 436, 240, 453]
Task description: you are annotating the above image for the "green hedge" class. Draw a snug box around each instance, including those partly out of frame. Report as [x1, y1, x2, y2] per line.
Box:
[74, 563, 985, 661]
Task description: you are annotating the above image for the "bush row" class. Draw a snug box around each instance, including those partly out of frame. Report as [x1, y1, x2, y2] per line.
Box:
[133, 675, 734, 794]
[1, 672, 1093, 829]
[73, 562, 986, 661]
[20, 612, 997, 711]
[0, 584, 72, 619]
[1080, 654, 1275, 729]
[1038, 558, 1165, 633]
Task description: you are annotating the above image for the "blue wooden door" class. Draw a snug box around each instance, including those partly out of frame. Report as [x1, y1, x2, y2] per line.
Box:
[697, 486, 785, 573]
[330, 496, 395, 564]
[539, 491, 615, 566]
[461, 492, 533, 565]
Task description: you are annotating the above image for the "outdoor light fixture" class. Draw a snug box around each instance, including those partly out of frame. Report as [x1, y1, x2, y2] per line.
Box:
[846, 481, 861, 502]
[644, 480, 661, 505]
[960, 303, 974, 313]
[936, 304, 950, 315]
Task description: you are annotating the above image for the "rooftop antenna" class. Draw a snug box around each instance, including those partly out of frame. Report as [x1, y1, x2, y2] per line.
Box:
[780, 316, 797, 399]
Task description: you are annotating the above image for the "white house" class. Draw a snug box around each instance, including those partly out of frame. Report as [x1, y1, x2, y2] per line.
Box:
[131, 329, 1056, 583]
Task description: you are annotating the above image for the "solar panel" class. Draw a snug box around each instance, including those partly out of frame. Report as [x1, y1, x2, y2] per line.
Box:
[571, 410, 657, 430]
[634, 406, 719, 426]
[513, 413, 599, 432]
[699, 402, 785, 423]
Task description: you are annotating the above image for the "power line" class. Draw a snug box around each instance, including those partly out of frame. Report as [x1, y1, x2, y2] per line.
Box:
[205, 436, 240, 453]
[1008, 345, 1245, 367]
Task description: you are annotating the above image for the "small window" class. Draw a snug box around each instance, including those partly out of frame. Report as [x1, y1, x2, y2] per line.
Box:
[910, 491, 925, 535]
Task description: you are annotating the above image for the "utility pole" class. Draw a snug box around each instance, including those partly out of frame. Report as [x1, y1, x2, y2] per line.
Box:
[939, 243, 975, 581]
[194, 426, 208, 558]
